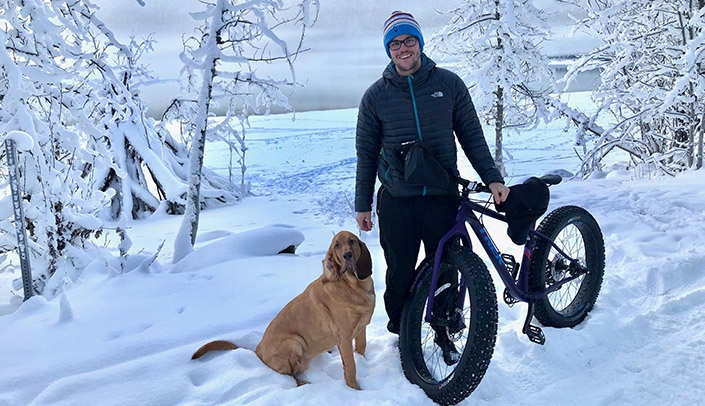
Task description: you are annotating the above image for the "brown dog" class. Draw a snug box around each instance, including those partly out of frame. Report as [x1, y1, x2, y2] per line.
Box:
[192, 230, 375, 390]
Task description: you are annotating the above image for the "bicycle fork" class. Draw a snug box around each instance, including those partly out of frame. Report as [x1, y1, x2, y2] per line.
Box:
[425, 221, 470, 327]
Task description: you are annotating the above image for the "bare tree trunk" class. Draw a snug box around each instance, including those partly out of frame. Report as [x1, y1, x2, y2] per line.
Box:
[695, 0, 704, 169]
[179, 60, 215, 248]
[240, 147, 248, 195]
[494, 85, 506, 175]
[698, 108, 704, 169]
[173, 20, 220, 263]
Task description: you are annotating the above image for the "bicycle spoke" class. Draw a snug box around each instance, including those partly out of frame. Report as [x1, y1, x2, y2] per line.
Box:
[417, 303, 472, 382]
[545, 224, 587, 313]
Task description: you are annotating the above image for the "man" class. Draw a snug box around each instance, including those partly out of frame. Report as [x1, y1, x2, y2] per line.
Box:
[354, 10, 509, 364]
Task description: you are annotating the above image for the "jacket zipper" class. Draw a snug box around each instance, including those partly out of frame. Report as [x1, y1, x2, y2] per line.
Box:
[408, 75, 424, 143]
[407, 75, 427, 195]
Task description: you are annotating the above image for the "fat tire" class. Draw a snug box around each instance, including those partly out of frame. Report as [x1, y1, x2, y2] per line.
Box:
[399, 244, 498, 405]
[529, 205, 605, 328]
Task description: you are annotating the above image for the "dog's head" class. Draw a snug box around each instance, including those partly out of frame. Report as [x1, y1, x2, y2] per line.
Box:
[323, 231, 372, 282]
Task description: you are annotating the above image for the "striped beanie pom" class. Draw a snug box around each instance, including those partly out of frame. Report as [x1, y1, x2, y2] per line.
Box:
[383, 11, 424, 58]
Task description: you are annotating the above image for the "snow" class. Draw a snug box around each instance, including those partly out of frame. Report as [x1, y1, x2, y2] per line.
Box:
[0, 131, 34, 151]
[1, 93, 704, 405]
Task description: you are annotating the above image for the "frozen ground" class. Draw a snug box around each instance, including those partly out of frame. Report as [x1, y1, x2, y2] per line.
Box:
[1, 93, 704, 405]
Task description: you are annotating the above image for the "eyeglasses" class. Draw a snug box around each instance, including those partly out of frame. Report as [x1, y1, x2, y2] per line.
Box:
[388, 37, 418, 51]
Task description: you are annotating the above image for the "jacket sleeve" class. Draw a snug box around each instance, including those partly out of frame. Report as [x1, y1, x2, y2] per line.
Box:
[451, 74, 505, 186]
[355, 84, 383, 213]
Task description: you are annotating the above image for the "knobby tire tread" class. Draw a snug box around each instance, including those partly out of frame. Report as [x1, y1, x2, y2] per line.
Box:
[529, 205, 605, 328]
[400, 245, 498, 405]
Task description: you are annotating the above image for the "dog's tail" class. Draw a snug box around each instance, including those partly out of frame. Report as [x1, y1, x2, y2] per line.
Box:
[191, 340, 239, 360]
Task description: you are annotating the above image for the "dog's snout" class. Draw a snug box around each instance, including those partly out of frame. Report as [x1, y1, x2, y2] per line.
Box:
[343, 251, 353, 260]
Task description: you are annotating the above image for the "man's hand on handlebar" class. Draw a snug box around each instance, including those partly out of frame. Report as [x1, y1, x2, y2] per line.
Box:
[488, 182, 510, 204]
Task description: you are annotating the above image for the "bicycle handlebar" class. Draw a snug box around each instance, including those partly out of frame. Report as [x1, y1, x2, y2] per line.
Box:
[457, 177, 491, 196]
[457, 174, 562, 197]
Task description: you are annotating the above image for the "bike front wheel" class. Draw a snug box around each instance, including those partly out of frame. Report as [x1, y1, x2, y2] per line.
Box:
[529, 205, 605, 328]
[399, 244, 498, 405]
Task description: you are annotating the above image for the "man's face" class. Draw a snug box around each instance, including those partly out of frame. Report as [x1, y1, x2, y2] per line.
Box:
[389, 34, 421, 76]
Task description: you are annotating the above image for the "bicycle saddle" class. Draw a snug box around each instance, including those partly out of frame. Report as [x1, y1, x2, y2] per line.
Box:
[539, 174, 562, 186]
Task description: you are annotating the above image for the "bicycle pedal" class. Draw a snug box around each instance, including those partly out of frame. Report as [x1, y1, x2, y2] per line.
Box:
[501, 253, 519, 280]
[524, 325, 546, 345]
[503, 288, 520, 307]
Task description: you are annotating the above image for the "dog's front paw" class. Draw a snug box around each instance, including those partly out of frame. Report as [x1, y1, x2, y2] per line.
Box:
[346, 380, 361, 390]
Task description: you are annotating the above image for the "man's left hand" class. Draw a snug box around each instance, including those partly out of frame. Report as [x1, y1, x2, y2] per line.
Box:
[488, 182, 510, 204]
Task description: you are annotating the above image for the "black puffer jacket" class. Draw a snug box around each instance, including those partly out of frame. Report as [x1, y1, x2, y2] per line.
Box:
[354, 55, 504, 213]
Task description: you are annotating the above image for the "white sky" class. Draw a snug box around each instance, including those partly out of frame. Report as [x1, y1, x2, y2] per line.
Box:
[93, 0, 593, 114]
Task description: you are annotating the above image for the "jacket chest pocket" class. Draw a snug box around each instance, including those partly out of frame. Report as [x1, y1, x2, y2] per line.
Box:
[415, 90, 454, 129]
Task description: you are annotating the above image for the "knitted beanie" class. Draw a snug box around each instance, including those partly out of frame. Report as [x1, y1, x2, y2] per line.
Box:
[383, 11, 424, 58]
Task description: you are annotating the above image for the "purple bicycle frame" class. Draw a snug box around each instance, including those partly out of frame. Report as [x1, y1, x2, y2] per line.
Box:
[424, 197, 588, 324]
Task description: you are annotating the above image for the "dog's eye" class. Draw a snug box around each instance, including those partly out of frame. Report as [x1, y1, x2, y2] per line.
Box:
[335, 243, 340, 249]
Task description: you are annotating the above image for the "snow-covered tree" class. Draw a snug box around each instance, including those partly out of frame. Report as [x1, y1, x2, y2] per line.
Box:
[172, 0, 319, 262]
[64, 2, 237, 219]
[431, 0, 556, 175]
[0, 0, 229, 296]
[0, 0, 114, 296]
[564, 0, 705, 175]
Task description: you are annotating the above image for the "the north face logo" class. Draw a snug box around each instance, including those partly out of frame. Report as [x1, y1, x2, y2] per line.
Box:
[431, 91, 444, 98]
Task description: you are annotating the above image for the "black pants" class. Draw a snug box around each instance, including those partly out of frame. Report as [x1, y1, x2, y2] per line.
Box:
[377, 187, 458, 329]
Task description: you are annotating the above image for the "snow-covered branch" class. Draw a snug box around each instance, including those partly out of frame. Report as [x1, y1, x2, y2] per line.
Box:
[172, 0, 318, 262]
[559, 0, 705, 174]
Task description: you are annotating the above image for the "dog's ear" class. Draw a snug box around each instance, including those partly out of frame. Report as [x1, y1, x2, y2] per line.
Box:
[355, 239, 373, 280]
[322, 251, 339, 281]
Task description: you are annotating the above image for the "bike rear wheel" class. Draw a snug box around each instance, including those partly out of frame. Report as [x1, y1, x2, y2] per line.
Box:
[399, 244, 498, 405]
[529, 205, 605, 328]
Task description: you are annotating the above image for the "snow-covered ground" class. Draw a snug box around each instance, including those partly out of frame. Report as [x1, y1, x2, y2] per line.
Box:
[1, 93, 704, 405]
